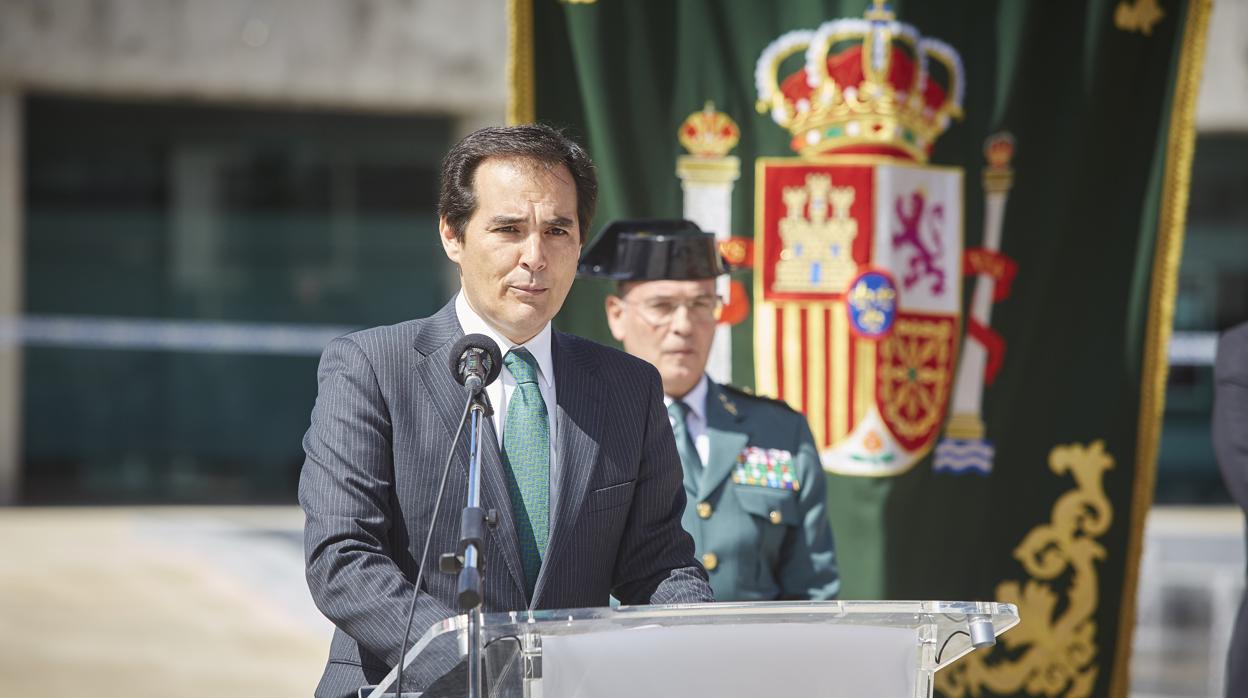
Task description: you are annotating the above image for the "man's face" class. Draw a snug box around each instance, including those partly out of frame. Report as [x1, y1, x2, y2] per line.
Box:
[606, 279, 719, 399]
[440, 157, 581, 345]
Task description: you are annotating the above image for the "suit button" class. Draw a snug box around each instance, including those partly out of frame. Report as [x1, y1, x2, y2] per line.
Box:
[702, 552, 719, 571]
[768, 510, 783, 525]
[696, 502, 713, 519]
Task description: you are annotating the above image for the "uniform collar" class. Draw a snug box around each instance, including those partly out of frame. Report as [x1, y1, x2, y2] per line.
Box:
[455, 290, 555, 389]
[664, 373, 708, 422]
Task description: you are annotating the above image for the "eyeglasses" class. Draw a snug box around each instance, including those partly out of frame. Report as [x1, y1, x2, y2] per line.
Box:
[621, 295, 723, 326]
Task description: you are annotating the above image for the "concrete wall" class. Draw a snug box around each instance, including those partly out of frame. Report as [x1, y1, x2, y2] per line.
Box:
[0, 0, 507, 116]
[0, 0, 508, 504]
[1196, 0, 1248, 132]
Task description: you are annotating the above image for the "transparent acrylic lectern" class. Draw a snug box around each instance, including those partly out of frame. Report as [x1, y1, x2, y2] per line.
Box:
[364, 600, 1018, 698]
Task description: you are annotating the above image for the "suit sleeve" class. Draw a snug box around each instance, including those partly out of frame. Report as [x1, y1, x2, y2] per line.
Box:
[778, 414, 841, 600]
[299, 336, 457, 681]
[611, 367, 715, 605]
[1214, 326, 1248, 511]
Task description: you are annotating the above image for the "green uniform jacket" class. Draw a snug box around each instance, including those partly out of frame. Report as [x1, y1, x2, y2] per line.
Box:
[681, 380, 840, 601]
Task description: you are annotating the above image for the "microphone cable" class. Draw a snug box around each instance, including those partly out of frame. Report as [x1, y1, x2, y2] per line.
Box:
[396, 392, 474, 698]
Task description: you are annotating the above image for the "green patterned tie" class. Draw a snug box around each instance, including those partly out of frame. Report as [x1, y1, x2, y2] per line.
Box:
[667, 401, 702, 472]
[502, 348, 550, 599]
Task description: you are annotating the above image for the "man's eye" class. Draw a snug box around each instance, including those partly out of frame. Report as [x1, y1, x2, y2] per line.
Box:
[494, 226, 520, 233]
[647, 302, 678, 315]
[692, 299, 718, 312]
[547, 227, 569, 236]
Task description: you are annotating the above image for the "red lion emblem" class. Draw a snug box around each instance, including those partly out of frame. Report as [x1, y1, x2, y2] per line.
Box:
[893, 191, 946, 295]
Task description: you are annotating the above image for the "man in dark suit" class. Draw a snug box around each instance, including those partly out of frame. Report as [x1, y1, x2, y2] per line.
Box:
[1214, 321, 1248, 698]
[299, 125, 713, 698]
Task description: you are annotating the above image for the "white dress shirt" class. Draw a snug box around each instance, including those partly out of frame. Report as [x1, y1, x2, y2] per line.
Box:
[455, 292, 559, 481]
[664, 374, 710, 467]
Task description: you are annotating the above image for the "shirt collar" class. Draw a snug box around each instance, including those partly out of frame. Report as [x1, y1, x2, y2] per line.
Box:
[664, 374, 708, 422]
[455, 291, 555, 389]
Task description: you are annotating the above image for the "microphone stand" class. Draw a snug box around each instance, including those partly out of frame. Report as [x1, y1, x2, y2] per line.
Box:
[451, 377, 495, 698]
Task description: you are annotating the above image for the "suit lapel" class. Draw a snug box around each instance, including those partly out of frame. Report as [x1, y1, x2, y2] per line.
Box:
[412, 301, 526, 601]
[531, 332, 604, 606]
[701, 381, 749, 499]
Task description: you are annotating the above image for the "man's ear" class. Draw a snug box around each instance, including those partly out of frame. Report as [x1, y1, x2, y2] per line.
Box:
[439, 216, 462, 263]
[604, 295, 627, 343]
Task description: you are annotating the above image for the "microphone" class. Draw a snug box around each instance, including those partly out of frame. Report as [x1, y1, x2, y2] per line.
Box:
[391, 334, 501, 698]
[448, 334, 503, 394]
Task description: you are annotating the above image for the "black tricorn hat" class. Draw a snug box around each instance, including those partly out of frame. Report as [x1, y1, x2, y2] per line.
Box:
[577, 219, 730, 281]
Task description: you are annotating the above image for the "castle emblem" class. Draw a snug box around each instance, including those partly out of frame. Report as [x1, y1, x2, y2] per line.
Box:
[775, 175, 859, 293]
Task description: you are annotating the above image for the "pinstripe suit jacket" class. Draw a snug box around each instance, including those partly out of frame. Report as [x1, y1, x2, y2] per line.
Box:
[300, 300, 712, 697]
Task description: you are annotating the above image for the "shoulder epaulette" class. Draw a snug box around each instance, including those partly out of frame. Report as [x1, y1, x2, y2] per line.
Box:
[720, 383, 800, 413]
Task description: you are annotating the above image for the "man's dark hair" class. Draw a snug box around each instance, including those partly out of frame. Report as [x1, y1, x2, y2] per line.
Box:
[438, 123, 598, 244]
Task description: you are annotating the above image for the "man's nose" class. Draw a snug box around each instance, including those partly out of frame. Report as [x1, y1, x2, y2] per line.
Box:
[518, 232, 547, 272]
[668, 304, 695, 334]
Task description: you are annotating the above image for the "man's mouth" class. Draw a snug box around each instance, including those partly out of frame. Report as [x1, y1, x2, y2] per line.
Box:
[509, 285, 548, 297]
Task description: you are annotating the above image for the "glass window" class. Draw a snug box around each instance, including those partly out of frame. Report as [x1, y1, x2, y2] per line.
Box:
[1156, 134, 1248, 504]
[21, 96, 455, 503]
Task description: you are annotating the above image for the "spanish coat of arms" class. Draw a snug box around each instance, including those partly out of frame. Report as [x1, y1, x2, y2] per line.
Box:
[752, 3, 966, 476]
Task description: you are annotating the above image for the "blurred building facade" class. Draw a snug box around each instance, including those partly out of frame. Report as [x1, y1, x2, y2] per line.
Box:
[0, 0, 506, 504]
[0, 5, 1242, 487]
[0, 1, 1245, 697]
[0, 0, 1242, 501]
[1159, 0, 1248, 504]
[1133, 2, 1248, 696]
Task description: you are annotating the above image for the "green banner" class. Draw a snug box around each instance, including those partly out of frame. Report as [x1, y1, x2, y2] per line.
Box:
[514, 1, 1209, 695]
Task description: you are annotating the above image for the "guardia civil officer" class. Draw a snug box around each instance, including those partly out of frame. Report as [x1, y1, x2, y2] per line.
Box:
[580, 219, 840, 601]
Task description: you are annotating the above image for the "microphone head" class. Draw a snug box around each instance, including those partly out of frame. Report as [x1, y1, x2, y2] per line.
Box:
[448, 333, 504, 387]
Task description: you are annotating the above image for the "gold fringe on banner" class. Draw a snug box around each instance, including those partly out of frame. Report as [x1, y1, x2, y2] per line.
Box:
[506, 0, 535, 125]
[1110, 1, 1211, 696]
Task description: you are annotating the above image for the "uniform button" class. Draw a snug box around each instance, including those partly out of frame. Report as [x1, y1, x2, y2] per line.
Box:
[697, 502, 713, 519]
[702, 552, 719, 571]
[768, 510, 783, 525]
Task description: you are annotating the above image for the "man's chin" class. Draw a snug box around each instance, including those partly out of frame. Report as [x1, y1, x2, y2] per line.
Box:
[660, 354, 701, 372]
[494, 305, 554, 343]
[505, 294, 553, 314]
[660, 365, 702, 394]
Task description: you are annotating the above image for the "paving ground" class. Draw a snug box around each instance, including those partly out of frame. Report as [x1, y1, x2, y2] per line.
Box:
[0, 506, 332, 697]
[0, 505, 1242, 697]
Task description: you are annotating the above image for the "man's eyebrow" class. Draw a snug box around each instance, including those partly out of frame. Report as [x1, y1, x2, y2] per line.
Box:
[486, 215, 575, 227]
[488, 215, 526, 226]
[643, 293, 719, 303]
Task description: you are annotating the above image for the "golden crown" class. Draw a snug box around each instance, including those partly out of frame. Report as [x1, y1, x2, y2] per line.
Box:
[985, 132, 1015, 169]
[755, 1, 964, 162]
[983, 132, 1015, 192]
[678, 102, 740, 158]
